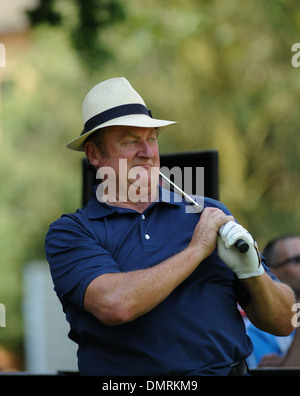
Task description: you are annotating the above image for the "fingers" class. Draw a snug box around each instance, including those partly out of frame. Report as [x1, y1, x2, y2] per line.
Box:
[190, 208, 235, 258]
[200, 207, 235, 231]
[219, 220, 253, 248]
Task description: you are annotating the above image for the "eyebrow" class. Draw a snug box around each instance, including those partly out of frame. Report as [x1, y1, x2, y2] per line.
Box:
[122, 129, 159, 139]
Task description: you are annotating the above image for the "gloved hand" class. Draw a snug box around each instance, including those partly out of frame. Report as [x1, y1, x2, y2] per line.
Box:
[217, 221, 264, 279]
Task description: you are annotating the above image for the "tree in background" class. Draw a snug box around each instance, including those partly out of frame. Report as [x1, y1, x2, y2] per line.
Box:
[27, 0, 126, 70]
[1, 0, 300, 365]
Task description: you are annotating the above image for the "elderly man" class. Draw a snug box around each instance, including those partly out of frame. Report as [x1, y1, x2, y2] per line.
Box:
[45, 77, 295, 376]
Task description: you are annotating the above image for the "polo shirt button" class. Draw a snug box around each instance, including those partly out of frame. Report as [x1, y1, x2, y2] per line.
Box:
[141, 214, 145, 220]
[145, 234, 150, 240]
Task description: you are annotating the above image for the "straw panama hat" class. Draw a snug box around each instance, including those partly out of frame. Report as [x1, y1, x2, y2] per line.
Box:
[66, 77, 177, 151]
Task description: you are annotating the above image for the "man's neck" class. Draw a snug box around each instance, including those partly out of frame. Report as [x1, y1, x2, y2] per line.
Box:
[104, 184, 159, 213]
[106, 199, 154, 213]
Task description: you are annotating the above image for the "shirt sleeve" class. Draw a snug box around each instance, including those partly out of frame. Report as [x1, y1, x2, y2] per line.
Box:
[45, 215, 121, 309]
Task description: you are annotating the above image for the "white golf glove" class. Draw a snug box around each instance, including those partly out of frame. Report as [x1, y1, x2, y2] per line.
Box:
[217, 221, 264, 279]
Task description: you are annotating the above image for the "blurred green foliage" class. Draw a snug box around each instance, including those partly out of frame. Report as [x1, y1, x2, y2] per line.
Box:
[1, 0, 300, 363]
[27, 0, 126, 69]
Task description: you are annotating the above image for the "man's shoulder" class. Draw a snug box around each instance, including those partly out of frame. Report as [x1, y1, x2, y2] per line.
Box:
[48, 206, 89, 230]
[203, 196, 232, 214]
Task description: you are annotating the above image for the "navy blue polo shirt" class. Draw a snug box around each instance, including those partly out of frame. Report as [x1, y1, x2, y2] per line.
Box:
[45, 187, 269, 376]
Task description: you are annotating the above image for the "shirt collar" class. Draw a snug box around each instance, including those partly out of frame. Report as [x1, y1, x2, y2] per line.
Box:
[86, 184, 183, 219]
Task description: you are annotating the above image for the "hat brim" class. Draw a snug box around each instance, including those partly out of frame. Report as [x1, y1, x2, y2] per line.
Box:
[66, 114, 177, 151]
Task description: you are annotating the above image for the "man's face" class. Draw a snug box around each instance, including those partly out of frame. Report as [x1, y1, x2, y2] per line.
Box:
[271, 237, 300, 299]
[91, 125, 160, 203]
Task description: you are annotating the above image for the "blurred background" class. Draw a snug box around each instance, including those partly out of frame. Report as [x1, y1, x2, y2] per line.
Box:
[0, 0, 300, 372]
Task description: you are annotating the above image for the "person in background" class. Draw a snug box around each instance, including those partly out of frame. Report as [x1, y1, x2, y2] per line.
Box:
[247, 234, 300, 368]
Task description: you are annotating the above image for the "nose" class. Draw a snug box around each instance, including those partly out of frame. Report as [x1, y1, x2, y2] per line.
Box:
[137, 140, 155, 159]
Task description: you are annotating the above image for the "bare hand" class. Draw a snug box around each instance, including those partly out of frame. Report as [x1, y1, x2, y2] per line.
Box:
[189, 208, 234, 259]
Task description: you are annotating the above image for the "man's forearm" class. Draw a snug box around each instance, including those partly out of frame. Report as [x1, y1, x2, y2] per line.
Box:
[243, 273, 295, 336]
[84, 207, 234, 326]
[84, 244, 205, 326]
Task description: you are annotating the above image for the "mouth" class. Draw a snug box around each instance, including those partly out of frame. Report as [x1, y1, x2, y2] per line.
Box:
[128, 164, 160, 187]
[132, 164, 152, 169]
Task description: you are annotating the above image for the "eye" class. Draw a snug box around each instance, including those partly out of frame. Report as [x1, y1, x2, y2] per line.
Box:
[123, 140, 136, 146]
[148, 136, 157, 144]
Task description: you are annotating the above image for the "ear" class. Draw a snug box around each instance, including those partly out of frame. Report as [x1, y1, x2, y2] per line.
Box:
[84, 141, 101, 169]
